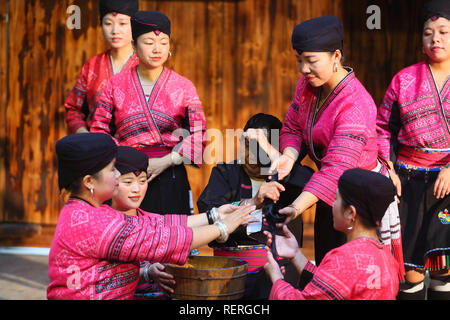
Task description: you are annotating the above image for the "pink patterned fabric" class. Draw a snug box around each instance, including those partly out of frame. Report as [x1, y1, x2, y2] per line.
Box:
[280, 70, 381, 206]
[377, 61, 450, 168]
[269, 238, 400, 300]
[64, 50, 139, 134]
[90, 67, 207, 167]
[47, 199, 192, 300]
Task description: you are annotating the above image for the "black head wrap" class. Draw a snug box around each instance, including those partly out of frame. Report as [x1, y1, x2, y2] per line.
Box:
[99, 0, 139, 22]
[291, 15, 344, 55]
[115, 146, 149, 176]
[422, 0, 450, 24]
[131, 11, 171, 42]
[56, 133, 117, 190]
[338, 168, 396, 227]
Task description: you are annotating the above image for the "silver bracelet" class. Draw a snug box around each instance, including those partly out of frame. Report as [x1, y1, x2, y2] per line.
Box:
[143, 263, 153, 283]
[210, 207, 220, 223]
[214, 221, 229, 243]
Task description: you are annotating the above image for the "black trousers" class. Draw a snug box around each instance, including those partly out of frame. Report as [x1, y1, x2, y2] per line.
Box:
[140, 164, 192, 215]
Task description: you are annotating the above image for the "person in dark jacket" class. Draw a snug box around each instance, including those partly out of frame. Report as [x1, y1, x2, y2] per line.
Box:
[198, 113, 313, 299]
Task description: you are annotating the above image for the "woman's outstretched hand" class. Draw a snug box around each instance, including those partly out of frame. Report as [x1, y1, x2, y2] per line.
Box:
[269, 154, 296, 181]
[274, 205, 298, 227]
[221, 204, 258, 234]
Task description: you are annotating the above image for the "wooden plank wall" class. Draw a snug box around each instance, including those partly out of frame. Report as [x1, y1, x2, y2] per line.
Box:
[0, 1, 8, 225]
[0, 0, 428, 245]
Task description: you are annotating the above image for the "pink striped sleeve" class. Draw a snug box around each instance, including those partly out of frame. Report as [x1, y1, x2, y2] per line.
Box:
[280, 78, 305, 153]
[96, 208, 193, 265]
[138, 210, 188, 228]
[163, 214, 188, 226]
[269, 279, 306, 300]
[175, 83, 207, 168]
[270, 260, 344, 300]
[90, 79, 119, 144]
[65, 64, 88, 134]
[304, 261, 317, 274]
[280, 102, 304, 153]
[376, 77, 399, 161]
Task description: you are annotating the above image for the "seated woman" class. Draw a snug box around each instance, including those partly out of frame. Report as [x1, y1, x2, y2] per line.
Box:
[112, 146, 223, 299]
[111, 146, 171, 299]
[197, 113, 313, 299]
[264, 168, 400, 300]
[47, 133, 256, 300]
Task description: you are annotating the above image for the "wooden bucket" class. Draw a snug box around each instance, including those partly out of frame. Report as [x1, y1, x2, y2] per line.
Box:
[165, 255, 248, 300]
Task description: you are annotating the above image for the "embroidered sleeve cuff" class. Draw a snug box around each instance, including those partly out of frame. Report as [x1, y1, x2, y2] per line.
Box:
[280, 137, 302, 154]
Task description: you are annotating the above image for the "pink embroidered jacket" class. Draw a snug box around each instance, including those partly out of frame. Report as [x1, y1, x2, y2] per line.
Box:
[376, 61, 450, 168]
[280, 69, 380, 206]
[269, 238, 399, 300]
[47, 199, 192, 300]
[90, 67, 207, 167]
[64, 50, 139, 134]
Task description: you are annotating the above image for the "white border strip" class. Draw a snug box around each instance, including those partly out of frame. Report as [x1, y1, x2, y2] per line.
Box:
[0, 247, 50, 256]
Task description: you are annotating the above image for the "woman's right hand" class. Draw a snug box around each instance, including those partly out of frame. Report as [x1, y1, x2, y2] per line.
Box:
[220, 204, 257, 234]
[269, 154, 296, 180]
[264, 225, 299, 260]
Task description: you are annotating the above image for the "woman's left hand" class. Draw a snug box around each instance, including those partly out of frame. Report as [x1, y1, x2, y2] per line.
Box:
[147, 155, 173, 182]
[217, 204, 240, 220]
[434, 167, 450, 199]
[148, 263, 176, 294]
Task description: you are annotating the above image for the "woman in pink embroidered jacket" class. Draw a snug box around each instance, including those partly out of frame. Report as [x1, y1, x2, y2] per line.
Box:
[265, 169, 400, 300]
[269, 16, 404, 273]
[64, 0, 139, 134]
[90, 11, 206, 216]
[47, 133, 255, 300]
[111, 146, 223, 299]
[376, 0, 450, 300]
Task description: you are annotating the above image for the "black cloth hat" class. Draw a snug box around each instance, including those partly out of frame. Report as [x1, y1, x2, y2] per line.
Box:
[56, 133, 117, 190]
[422, 0, 450, 24]
[131, 11, 171, 42]
[291, 15, 344, 54]
[99, 0, 139, 22]
[115, 146, 149, 176]
[338, 168, 396, 227]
